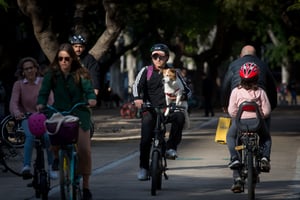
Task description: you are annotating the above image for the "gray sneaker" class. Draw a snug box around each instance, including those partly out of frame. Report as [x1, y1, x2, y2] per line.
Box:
[166, 149, 177, 160]
[137, 168, 149, 181]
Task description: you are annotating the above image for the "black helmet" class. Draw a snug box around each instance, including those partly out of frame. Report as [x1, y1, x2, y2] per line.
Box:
[150, 43, 169, 56]
[69, 34, 86, 45]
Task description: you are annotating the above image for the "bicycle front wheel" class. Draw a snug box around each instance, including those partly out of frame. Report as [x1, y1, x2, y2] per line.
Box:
[1, 142, 23, 176]
[1, 115, 25, 148]
[60, 151, 72, 200]
[247, 150, 255, 200]
[150, 150, 162, 196]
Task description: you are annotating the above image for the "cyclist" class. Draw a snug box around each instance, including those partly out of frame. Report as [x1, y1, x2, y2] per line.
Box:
[132, 43, 191, 180]
[227, 63, 272, 193]
[69, 34, 101, 96]
[220, 45, 277, 192]
[37, 43, 97, 200]
[9, 57, 57, 179]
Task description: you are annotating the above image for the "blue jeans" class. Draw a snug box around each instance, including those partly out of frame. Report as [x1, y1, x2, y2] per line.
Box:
[22, 119, 54, 167]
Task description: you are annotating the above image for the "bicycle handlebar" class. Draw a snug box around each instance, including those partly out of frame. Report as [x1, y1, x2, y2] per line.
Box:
[140, 102, 186, 112]
[46, 102, 88, 115]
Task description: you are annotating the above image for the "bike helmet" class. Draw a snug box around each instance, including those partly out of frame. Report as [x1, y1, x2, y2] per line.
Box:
[150, 43, 170, 56]
[239, 62, 259, 79]
[28, 113, 47, 137]
[69, 34, 87, 45]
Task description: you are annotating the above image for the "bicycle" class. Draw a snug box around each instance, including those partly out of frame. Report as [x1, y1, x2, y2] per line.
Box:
[234, 101, 263, 200]
[0, 134, 24, 176]
[0, 114, 25, 148]
[140, 102, 185, 196]
[45, 102, 89, 200]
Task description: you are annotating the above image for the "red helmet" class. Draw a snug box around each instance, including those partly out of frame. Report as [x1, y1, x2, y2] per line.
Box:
[239, 62, 259, 79]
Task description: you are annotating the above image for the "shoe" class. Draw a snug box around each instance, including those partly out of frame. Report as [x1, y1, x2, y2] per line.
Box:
[21, 165, 32, 180]
[137, 168, 149, 181]
[52, 158, 59, 171]
[49, 165, 58, 180]
[82, 188, 92, 200]
[228, 159, 241, 169]
[261, 157, 271, 172]
[166, 149, 177, 160]
[231, 177, 243, 193]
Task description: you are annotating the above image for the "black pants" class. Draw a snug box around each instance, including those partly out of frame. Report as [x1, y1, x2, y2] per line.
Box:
[139, 111, 185, 169]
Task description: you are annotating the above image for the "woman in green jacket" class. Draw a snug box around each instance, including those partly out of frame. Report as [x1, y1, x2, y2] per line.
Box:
[37, 43, 96, 200]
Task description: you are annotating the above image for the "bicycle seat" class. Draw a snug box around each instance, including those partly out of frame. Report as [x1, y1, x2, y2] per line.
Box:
[236, 101, 262, 133]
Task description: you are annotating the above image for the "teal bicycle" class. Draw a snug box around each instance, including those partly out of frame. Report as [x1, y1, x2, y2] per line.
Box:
[45, 102, 89, 200]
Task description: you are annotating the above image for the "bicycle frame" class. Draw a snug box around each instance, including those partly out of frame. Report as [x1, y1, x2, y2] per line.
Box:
[235, 101, 263, 200]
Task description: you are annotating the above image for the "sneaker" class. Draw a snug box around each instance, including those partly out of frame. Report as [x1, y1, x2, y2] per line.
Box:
[261, 157, 271, 172]
[52, 158, 59, 171]
[21, 165, 32, 180]
[82, 188, 92, 200]
[137, 168, 149, 181]
[231, 177, 243, 193]
[166, 149, 177, 160]
[228, 159, 241, 169]
[49, 166, 58, 180]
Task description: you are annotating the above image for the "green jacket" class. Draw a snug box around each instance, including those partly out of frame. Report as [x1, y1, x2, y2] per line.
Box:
[37, 70, 96, 131]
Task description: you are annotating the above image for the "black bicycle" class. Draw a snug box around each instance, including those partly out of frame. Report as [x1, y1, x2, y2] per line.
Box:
[0, 135, 24, 176]
[29, 133, 51, 200]
[235, 101, 263, 200]
[140, 102, 185, 196]
[0, 114, 25, 148]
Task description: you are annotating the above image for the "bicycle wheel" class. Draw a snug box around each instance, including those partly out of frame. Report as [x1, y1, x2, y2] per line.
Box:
[150, 150, 162, 196]
[0, 142, 23, 176]
[1, 115, 25, 148]
[71, 151, 81, 200]
[60, 150, 72, 200]
[247, 150, 255, 200]
[40, 171, 49, 200]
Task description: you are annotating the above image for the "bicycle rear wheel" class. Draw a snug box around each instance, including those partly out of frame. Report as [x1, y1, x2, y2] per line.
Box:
[150, 150, 162, 196]
[0, 142, 23, 176]
[1, 115, 25, 148]
[247, 150, 255, 200]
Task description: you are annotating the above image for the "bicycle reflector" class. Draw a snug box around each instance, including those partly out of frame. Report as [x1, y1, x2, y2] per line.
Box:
[241, 105, 256, 112]
[28, 113, 47, 137]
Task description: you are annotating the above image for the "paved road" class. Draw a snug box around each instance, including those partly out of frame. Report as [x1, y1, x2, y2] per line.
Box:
[1, 106, 300, 200]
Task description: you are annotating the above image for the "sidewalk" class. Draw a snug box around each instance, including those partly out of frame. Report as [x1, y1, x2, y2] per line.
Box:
[90, 105, 300, 141]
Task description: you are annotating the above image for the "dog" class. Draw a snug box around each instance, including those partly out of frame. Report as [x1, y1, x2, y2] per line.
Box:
[162, 68, 190, 129]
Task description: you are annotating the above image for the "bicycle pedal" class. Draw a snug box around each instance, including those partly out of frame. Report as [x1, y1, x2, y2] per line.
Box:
[234, 145, 245, 151]
[164, 172, 168, 180]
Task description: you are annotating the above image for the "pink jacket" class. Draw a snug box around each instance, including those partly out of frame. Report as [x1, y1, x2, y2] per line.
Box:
[9, 77, 53, 116]
[228, 87, 271, 119]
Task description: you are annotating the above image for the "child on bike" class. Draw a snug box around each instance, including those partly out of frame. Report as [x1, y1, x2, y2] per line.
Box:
[227, 62, 272, 193]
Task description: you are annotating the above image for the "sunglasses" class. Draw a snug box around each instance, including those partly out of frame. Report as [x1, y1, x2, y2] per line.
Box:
[151, 54, 166, 60]
[23, 66, 35, 71]
[58, 57, 71, 62]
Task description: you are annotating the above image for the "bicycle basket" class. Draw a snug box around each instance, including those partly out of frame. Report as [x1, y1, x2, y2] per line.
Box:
[45, 113, 79, 145]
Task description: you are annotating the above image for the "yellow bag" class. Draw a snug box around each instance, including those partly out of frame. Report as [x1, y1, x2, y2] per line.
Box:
[215, 117, 231, 144]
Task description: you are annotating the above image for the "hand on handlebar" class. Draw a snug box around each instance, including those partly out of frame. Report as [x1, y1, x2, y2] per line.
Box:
[134, 99, 143, 109]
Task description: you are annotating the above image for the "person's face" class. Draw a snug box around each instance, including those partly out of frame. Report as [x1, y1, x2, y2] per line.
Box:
[22, 61, 37, 81]
[151, 51, 168, 69]
[72, 44, 85, 56]
[58, 51, 72, 73]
